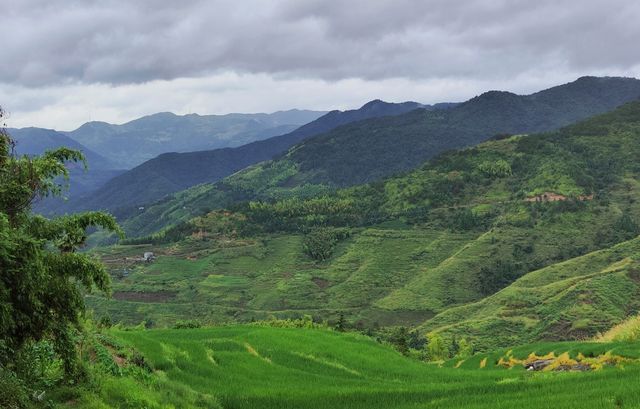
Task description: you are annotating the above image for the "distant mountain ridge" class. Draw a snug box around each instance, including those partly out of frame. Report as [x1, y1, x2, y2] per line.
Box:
[64, 109, 326, 168]
[115, 76, 640, 237]
[60, 100, 432, 214]
[286, 76, 640, 186]
[8, 127, 115, 170]
[7, 128, 125, 211]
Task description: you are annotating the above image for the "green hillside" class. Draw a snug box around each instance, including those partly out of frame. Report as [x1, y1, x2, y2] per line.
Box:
[84, 101, 640, 353]
[117, 76, 640, 237]
[421, 237, 640, 350]
[54, 326, 640, 409]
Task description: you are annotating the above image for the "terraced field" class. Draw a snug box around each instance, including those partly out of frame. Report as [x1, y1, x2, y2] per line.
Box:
[88, 203, 640, 347]
[88, 228, 478, 327]
[60, 326, 640, 409]
[423, 237, 640, 350]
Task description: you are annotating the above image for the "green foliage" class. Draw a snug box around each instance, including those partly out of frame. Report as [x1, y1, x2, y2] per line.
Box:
[478, 159, 512, 178]
[92, 339, 122, 376]
[173, 320, 202, 329]
[302, 227, 350, 261]
[14, 340, 64, 389]
[0, 367, 32, 409]
[51, 326, 640, 409]
[456, 338, 474, 359]
[478, 260, 526, 296]
[253, 315, 329, 330]
[388, 326, 410, 355]
[0, 116, 121, 377]
[335, 313, 346, 332]
[427, 333, 450, 361]
[614, 212, 640, 236]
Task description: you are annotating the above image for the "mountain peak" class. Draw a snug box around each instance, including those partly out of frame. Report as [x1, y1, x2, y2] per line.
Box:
[464, 90, 520, 106]
[360, 99, 388, 109]
[359, 99, 423, 113]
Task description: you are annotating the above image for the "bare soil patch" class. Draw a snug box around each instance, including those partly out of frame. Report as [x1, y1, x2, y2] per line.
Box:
[311, 277, 330, 289]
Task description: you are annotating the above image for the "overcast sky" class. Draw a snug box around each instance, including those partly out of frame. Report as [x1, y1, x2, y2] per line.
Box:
[2, 0, 640, 130]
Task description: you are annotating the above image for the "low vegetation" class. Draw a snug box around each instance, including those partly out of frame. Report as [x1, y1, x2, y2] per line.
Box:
[52, 326, 640, 409]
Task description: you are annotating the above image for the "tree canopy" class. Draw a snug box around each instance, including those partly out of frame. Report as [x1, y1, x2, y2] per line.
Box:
[0, 107, 122, 374]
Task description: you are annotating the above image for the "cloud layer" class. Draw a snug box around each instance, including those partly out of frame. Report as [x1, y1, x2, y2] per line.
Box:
[2, 0, 640, 128]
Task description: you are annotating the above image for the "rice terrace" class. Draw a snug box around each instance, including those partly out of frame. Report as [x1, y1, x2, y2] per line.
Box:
[3, 1, 640, 408]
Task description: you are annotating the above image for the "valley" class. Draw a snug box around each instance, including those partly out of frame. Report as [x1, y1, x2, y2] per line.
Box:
[84, 101, 640, 355]
[5, 75, 640, 408]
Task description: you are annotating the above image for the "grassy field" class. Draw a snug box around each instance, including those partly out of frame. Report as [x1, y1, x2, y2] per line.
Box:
[58, 325, 640, 409]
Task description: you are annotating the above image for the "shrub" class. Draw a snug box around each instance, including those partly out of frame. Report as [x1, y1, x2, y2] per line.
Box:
[253, 315, 329, 330]
[478, 159, 512, 178]
[426, 333, 450, 361]
[14, 341, 64, 388]
[478, 260, 525, 296]
[302, 228, 350, 261]
[0, 368, 31, 409]
[456, 339, 474, 359]
[173, 320, 202, 329]
[389, 327, 410, 356]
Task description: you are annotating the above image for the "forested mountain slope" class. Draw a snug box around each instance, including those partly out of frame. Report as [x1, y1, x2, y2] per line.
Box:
[119, 76, 640, 237]
[61, 100, 426, 214]
[284, 76, 640, 186]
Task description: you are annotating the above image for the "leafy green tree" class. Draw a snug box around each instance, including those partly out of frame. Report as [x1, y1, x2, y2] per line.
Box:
[389, 326, 409, 355]
[449, 336, 460, 357]
[426, 333, 449, 361]
[478, 159, 512, 178]
[302, 227, 350, 261]
[335, 313, 346, 332]
[478, 260, 524, 296]
[0, 108, 122, 375]
[615, 212, 640, 237]
[407, 330, 426, 350]
[456, 338, 474, 359]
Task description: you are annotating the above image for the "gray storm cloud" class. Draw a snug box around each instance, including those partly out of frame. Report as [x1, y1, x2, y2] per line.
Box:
[3, 0, 640, 86]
